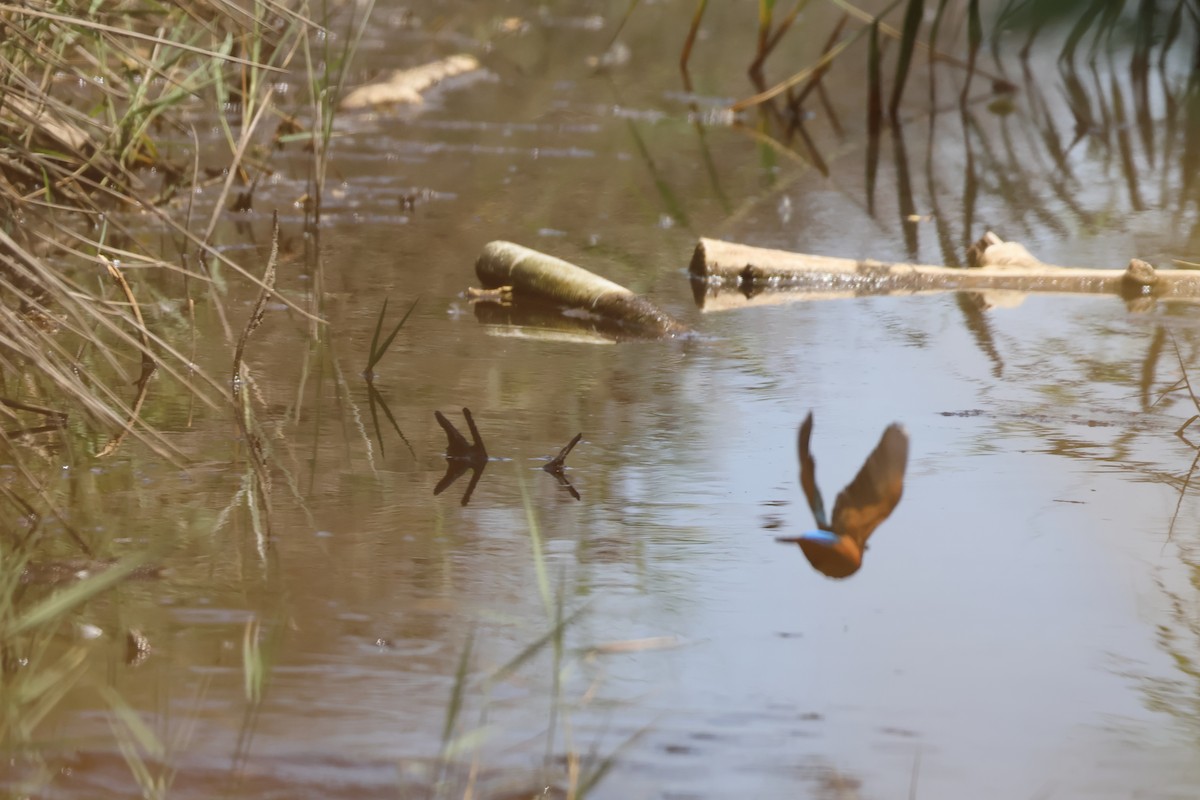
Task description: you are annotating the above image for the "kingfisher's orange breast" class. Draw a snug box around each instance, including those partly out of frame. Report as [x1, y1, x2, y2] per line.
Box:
[797, 535, 864, 579]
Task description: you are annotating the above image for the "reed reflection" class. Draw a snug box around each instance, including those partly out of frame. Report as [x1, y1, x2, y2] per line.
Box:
[777, 413, 909, 579]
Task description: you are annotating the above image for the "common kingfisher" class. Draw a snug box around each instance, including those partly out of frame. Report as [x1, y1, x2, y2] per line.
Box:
[776, 412, 909, 578]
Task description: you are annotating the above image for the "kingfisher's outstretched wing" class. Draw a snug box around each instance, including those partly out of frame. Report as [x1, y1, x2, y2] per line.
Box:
[830, 423, 908, 547]
[798, 413, 830, 531]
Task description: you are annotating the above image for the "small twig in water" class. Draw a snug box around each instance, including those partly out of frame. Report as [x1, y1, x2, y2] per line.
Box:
[1170, 334, 1200, 440]
[435, 407, 487, 463]
[542, 433, 584, 501]
[1166, 333, 1200, 542]
[434, 408, 488, 506]
[543, 433, 582, 476]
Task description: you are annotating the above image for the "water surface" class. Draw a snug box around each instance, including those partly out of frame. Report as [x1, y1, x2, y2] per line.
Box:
[17, 2, 1200, 799]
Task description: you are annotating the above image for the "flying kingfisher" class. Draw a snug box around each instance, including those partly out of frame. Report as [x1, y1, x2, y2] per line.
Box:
[776, 412, 909, 578]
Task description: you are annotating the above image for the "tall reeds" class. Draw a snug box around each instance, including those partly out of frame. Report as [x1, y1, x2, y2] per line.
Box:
[0, 1, 322, 788]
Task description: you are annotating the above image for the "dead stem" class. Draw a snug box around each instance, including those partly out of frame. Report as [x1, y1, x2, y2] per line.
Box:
[1166, 334, 1200, 542]
[231, 212, 280, 539]
[95, 256, 157, 459]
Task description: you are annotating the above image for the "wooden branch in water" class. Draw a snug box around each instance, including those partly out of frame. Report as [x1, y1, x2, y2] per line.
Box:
[475, 241, 689, 337]
[434, 407, 488, 506]
[688, 234, 1200, 311]
[339, 55, 482, 110]
[543, 433, 582, 476]
[542, 433, 582, 501]
[435, 407, 487, 464]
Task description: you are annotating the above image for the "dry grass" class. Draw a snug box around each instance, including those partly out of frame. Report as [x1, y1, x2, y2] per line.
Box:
[0, 1, 323, 787]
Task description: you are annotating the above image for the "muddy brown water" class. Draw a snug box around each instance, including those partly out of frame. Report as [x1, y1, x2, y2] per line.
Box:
[13, 2, 1200, 798]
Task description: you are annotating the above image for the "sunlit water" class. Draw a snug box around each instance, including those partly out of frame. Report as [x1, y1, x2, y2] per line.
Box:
[16, 2, 1200, 799]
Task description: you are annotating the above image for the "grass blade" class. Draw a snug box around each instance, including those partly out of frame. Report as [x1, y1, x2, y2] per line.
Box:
[230, 212, 279, 540]
[518, 466, 553, 618]
[369, 382, 416, 459]
[1132, 0, 1155, 77]
[680, 0, 709, 76]
[602, 0, 641, 56]
[366, 296, 419, 372]
[751, 0, 809, 79]
[866, 19, 882, 215]
[892, 126, 918, 260]
[888, 0, 925, 123]
[243, 616, 264, 703]
[488, 605, 587, 686]
[366, 295, 390, 372]
[1059, 0, 1107, 66]
[624, 118, 691, 230]
[752, 0, 777, 76]
[367, 381, 386, 457]
[926, 0, 952, 103]
[790, 13, 849, 110]
[574, 724, 651, 798]
[1085, 0, 1126, 64]
[927, 0, 951, 54]
[5, 6, 287, 72]
[442, 630, 474, 747]
[5, 555, 147, 639]
[960, 0, 982, 106]
[868, 16, 883, 132]
[1159, 0, 1185, 72]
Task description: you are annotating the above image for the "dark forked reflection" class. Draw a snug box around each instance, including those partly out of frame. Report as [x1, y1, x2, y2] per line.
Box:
[541, 432, 583, 501]
[776, 412, 909, 579]
[434, 408, 488, 506]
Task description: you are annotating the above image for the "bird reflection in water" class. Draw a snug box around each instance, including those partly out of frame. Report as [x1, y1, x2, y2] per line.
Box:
[776, 412, 909, 578]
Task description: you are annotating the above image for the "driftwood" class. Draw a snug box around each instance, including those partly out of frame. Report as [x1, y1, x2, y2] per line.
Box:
[434, 408, 488, 507]
[340, 55, 482, 110]
[689, 233, 1200, 311]
[435, 407, 487, 464]
[475, 241, 689, 338]
[542, 433, 583, 501]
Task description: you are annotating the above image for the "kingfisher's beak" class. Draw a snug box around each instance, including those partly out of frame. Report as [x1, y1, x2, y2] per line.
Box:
[775, 529, 840, 546]
[775, 529, 864, 579]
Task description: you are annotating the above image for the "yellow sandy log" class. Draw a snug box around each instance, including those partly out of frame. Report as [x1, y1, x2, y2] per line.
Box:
[339, 55, 481, 110]
[475, 241, 689, 337]
[688, 236, 1200, 311]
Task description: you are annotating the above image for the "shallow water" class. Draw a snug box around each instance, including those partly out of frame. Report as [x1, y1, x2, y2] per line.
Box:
[13, 1, 1200, 799]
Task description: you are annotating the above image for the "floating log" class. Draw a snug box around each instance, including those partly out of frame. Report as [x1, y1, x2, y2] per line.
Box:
[475, 241, 689, 337]
[340, 54, 482, 110]
[689, 234, 1200, 311]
